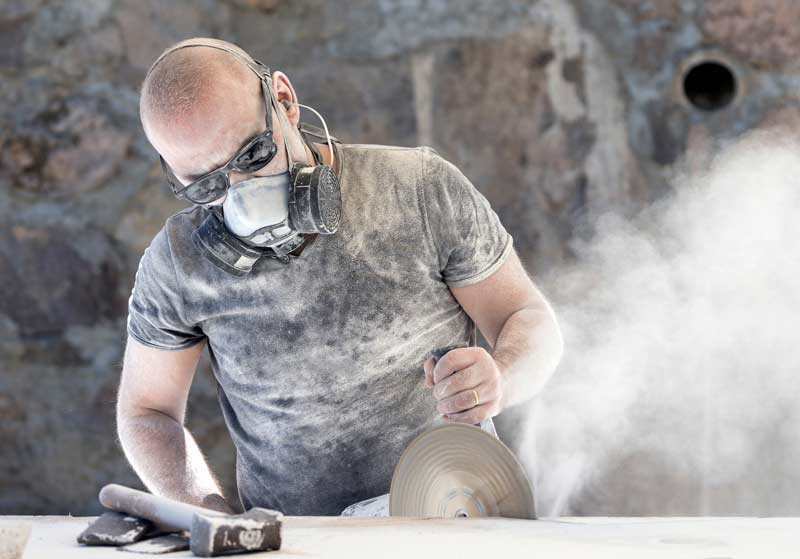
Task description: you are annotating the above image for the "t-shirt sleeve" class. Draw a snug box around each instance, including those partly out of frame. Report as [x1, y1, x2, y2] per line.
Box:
[420, 147, 513, 287]
[126, 228, 205, 350]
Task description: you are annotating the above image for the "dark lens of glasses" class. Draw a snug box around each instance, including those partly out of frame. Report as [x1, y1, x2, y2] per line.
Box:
[235, 135, 277, 173]
[186, 174, 228, 204]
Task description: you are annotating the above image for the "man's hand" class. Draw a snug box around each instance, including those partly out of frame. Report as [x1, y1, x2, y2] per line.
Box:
[423, 347, 505, 424]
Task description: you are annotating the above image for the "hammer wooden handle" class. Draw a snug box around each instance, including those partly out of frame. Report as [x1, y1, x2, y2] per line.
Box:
[99, 484, 220, 533]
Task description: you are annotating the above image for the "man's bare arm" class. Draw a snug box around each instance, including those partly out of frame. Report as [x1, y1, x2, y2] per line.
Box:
[451, 250, 563, 408]
[425, 250, 563, 424]
[116, 335, 234, 512]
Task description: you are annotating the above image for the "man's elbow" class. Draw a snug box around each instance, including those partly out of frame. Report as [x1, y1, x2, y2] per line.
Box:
[540, 301, 564, 380]
[114, 391, 169, 450]
[115, 379, 144, 435]
[521, 300, 563, 391]
[115, 395, 145, 453]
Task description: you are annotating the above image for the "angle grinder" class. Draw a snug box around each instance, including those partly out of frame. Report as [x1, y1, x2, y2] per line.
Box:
[389, 343, 536, 519]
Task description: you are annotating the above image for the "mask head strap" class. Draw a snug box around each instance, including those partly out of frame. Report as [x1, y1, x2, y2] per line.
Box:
[146, 38, 271, 83]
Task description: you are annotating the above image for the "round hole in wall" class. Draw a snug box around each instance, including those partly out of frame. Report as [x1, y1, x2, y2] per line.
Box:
[682, 60, 737, 111]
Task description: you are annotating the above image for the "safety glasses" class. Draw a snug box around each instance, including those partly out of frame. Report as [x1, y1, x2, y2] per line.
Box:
[159, 73, 279, 205]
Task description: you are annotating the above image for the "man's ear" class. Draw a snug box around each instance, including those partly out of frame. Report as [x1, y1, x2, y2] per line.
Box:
[271, 70, 300, 127]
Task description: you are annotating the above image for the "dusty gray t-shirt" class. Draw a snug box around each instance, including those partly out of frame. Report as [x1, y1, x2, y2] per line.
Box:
[127, 144, 513, 515]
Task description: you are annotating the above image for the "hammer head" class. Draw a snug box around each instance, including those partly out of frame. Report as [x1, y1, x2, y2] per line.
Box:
[190, 508, 282, 557]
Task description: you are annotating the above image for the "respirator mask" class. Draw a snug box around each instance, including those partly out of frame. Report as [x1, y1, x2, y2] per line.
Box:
[152, 41, 342, 276]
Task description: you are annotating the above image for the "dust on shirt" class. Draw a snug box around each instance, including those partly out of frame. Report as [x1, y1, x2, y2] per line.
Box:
[127, 144, 513, 515]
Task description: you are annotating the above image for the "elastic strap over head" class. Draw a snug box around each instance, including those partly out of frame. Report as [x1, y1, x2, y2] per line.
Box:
[146, 38, 271, 82]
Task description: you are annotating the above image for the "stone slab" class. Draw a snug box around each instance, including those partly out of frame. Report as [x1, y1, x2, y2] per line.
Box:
[1, 515, 798, 558]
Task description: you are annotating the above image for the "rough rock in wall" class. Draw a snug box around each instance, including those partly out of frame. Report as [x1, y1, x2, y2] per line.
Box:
[1, 0, 797, 515]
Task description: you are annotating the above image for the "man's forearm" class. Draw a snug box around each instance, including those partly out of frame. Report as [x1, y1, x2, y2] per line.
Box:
[117, 410, 233, 512]
[491, 305, 564, 409]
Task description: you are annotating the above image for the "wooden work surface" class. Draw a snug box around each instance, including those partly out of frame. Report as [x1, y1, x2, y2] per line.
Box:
[2, 515, 798, 558]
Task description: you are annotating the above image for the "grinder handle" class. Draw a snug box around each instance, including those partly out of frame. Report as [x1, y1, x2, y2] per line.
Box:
[429, 343, 498, 437]
[99, 484, 221, 533]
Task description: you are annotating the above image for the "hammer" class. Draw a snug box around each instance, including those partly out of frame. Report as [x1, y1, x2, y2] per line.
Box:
[99, 484, 282, 557]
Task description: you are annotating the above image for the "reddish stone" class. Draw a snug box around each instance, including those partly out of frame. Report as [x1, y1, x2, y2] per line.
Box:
[42, 106, 131, 196]
[702, 0, 800, 70]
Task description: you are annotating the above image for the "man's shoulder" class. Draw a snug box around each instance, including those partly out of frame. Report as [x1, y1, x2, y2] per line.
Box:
[341, 143, 429, 153]
[339, 144, 445, 190]
[142, 205, 206, 265]
[164, 204, 206, 237]
[341, 143, 438, 167]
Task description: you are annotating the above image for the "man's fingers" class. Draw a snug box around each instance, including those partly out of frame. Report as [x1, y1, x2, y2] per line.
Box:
[432, 348, 480, 385]
[436, 384, 499, 416]
[425, 347, 503, 424]
[442, 402, 496, 425]
[423, 357, 435, 388]
[432, 366, 482, 400]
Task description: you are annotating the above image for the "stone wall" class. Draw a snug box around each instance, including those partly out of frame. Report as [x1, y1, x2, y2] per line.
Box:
[1, 0, 798, 515]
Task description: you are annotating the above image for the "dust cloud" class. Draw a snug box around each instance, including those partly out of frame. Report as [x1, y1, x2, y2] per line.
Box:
[521, 131, 800, 516]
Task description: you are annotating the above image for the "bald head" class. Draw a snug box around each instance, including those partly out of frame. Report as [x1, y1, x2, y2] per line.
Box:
[140, 39, 276, 182]
[140, 38, 309, 189]
[140, 40, 262, 139]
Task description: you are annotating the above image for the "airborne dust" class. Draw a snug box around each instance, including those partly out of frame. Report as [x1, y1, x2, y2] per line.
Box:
[521, 131, 800, 516]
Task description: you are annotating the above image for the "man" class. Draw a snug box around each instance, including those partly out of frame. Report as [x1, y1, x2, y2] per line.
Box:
[117, 37, 563, 516]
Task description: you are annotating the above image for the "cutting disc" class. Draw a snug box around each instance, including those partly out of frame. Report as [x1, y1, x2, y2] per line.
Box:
[389, 423, 536, 519]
